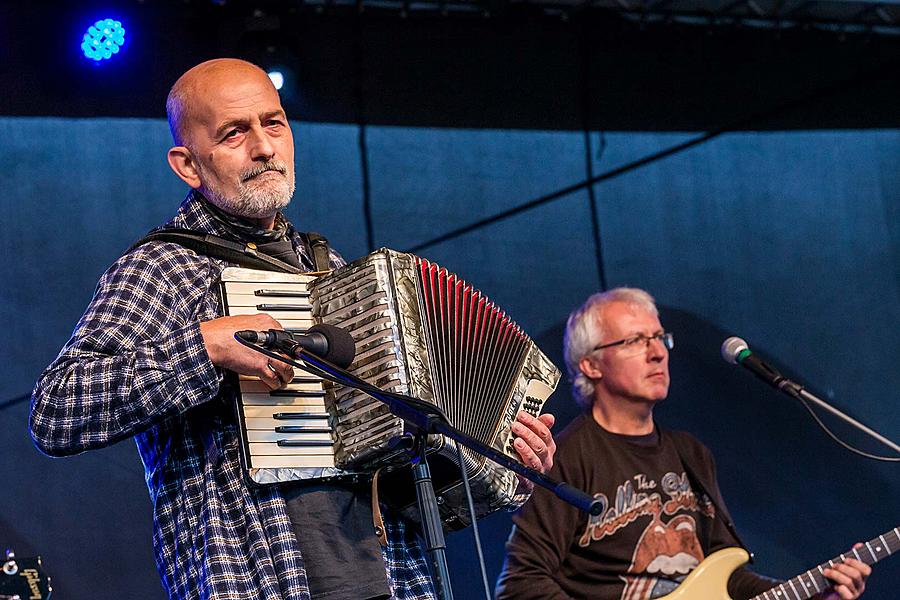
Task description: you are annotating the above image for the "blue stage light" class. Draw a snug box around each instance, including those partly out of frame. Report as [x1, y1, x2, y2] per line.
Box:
[268, 70, 285, 90]
[81, 19, 126, 62]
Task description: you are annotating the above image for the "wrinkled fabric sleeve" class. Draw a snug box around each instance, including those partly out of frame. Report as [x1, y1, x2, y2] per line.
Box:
[494, 462, 581, 600]
[30, 245, 220, 457]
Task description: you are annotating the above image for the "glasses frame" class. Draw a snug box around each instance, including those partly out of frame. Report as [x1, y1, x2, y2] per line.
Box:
[592, 331, 674, 354]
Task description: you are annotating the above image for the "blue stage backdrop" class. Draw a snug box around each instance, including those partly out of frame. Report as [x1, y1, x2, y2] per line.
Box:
[0, 117, 897, 599]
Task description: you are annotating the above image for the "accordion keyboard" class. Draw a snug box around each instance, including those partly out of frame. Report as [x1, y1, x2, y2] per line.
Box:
[220, 267, 344, 484]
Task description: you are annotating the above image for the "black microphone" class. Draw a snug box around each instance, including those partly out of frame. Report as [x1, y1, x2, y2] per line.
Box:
[720, 336, 803, 398]
[236, 323, 356, 368]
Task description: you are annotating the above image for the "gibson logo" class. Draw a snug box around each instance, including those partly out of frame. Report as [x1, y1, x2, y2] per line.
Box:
[20, 568, 43, 599]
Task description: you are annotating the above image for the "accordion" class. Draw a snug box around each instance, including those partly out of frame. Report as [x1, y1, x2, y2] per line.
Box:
[220, 249, 560, 529]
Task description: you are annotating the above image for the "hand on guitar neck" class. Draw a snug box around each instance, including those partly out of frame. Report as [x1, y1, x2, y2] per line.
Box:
[815, 543, 871, 600]
[659, 527, 894, 600]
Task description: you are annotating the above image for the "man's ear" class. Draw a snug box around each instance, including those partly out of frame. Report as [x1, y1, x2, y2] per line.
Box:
[167, 146, 202, 189]
[579, 355, 602, 380]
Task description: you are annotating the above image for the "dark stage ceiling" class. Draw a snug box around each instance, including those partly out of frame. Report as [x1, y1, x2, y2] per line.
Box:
[2, 1, 899, 130]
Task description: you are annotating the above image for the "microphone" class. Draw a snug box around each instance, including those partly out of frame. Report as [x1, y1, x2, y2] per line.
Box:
[722, 336, 900, 456]
[720, 337, 802, 397]
[236, 323, 356, 368]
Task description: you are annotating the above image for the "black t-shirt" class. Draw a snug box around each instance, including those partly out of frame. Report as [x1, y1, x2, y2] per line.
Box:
[257, 233, 390, 599]
[282, 482, 391, 600]
[495, 413, 776, 600]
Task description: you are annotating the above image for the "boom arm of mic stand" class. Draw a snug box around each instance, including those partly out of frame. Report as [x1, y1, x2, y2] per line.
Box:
[795, 388, 900, 454]
[235, 337, 604, 600]
[285, 347, 603, 516]
[428, 419, 602, 515]
[232, 335, 603, 514]
[733, 349, 900, 455]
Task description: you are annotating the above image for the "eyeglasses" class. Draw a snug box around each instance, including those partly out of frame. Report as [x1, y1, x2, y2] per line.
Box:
[592, 332, 674, 356]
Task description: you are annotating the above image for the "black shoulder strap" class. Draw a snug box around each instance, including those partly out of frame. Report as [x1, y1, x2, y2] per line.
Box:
[127, 228, 305, 274]
[305, 231, 332, 272]
[669, 431, 754, 559]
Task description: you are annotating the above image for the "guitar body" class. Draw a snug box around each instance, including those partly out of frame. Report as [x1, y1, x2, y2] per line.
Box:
[657, 547, 750, 600]
[654, 525, 899, 600]
[0, 553, 52, 600]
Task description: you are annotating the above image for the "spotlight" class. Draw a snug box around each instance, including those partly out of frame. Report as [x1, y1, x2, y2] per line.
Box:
[81, 18, 126, 62]
[268, 70, 285, 90]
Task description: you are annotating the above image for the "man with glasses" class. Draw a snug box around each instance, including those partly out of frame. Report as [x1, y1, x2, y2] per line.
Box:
[495, 287, 870, 600]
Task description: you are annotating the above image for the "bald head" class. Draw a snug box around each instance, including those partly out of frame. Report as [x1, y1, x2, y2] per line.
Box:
[166, 58, 275, 146]
[164, 58, 295, 226]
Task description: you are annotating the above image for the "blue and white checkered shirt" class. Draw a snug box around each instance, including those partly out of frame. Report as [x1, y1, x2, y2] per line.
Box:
[30, 192, 436, 600]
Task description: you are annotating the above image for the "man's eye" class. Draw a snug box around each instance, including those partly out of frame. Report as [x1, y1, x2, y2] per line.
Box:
[623, 336, 642, 346]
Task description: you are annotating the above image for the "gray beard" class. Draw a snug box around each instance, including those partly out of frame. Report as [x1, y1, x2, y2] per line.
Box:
[199, 161, 295, 220]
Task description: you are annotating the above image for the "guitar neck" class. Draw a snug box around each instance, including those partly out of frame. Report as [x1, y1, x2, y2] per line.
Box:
[752, 527, 900, 600]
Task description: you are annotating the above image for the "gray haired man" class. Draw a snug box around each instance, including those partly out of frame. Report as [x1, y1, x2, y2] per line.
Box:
[495, 288, 870, 600]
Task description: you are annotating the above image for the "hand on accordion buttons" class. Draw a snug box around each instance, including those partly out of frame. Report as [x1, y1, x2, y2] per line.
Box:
[511, 411, 557, 490]
[199, 314, 295, 390]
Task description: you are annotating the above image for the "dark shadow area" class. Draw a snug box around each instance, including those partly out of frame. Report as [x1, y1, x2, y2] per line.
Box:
[2, 3, 899, 131]
[0, 401, 163, 599]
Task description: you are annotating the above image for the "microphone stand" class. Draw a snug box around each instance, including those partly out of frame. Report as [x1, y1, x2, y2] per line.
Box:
[238, 339, 603, 600]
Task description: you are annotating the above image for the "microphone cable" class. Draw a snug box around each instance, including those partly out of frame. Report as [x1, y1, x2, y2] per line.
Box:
[794, 396, 900, 462]
[452, 439, 493, 600]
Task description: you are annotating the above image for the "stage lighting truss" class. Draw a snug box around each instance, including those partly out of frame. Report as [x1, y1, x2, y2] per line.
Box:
[579, 0, 900, 35]
[294, 0, 900, 34]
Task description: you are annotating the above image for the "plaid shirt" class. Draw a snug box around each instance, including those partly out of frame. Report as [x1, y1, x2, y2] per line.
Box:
[30, 193, 436, 600]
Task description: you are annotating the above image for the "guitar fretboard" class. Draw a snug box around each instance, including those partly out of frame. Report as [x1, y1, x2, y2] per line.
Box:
[752, 527, 899, 600]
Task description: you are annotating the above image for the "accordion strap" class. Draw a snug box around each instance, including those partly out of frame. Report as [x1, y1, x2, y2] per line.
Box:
[371, 468, 388, 547]
[305, 231, 332, 272]
[127, 228, 329, 274]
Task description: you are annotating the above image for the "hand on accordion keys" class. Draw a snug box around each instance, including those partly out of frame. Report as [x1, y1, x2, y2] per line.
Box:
[510, 411, 557, 491]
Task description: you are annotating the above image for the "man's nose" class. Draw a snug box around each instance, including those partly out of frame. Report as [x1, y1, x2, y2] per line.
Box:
[647, 338, 667, 361]
[249, 127, 276, 160]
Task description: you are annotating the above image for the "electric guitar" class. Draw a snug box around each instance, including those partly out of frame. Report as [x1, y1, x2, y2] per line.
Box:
[659, 526, 898, 600]
[0, 550, 52, 600]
